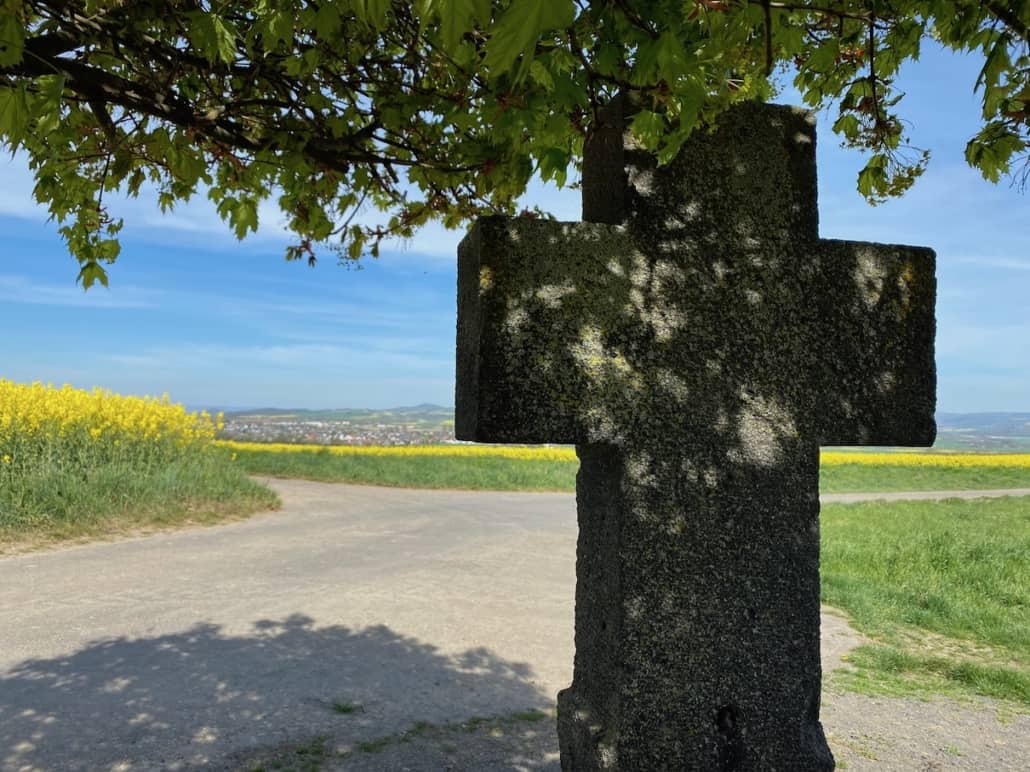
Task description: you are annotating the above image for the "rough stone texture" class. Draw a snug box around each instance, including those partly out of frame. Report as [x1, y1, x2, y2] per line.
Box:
[455, 101, 937, 770]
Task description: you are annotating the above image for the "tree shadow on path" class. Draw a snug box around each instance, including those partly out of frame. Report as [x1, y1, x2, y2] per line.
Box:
[0, 614, 554, 771]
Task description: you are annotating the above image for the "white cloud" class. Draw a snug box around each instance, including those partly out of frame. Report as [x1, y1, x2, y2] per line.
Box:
[952, 256, 1030, 271]
[0, 274, 158, 308]
[350, 175, 582, 263]
[0, 153, 294, 248]
[94, 340, 456, 408]
[1, 151, 585, 266]
[106, 354, 167, 369]
[0, 159, 45, 220]
[104, 340, 448, 374]
[174, 283, 453, 337]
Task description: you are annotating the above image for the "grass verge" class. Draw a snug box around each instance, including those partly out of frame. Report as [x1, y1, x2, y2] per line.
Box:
[820, 463, 1030, 493]
[236, 448, 579, 491]
[821, 496, 1029, 708]
[232, 446, 1030, 494]
[0, 453, 279, 553]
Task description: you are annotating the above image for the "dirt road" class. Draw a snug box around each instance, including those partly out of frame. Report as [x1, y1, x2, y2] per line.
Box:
[1, 481, 1026, 770]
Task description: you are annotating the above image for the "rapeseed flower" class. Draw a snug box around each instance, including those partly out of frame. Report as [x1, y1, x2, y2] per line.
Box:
[217, 440, 1030, 469]
[216, 440, 578, 462]
[0, 378, 220, 476]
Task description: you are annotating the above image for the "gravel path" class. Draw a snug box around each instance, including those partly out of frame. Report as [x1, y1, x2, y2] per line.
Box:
[1, 480, 1026, 771]
[822, 487, 1030, 503]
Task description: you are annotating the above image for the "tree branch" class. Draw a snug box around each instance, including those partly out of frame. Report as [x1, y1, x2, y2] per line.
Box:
[981, 0, 1030, 44]
[6, 47, 476, 174]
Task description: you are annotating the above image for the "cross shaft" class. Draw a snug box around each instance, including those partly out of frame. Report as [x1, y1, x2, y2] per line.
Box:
[455, 101, 936, 770]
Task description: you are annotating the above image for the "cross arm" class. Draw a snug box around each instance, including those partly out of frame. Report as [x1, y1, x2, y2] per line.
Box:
[810, 239, 937, 446]
[455, 216, 635, 444]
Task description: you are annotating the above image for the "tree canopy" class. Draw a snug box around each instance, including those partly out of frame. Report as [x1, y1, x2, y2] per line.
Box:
[1, 0, 1028, 286]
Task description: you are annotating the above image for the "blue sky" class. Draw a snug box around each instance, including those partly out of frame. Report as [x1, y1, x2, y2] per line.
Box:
[0, 44, 1027, 412]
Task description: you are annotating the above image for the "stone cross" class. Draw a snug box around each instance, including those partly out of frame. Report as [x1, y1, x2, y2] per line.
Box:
[455, 101, 935, 770]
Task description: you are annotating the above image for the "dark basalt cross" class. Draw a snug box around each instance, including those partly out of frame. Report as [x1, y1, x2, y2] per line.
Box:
[455, 100, 936, 770]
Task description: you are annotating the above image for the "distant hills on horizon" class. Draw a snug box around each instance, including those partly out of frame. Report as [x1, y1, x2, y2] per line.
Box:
[213, 405, 1030, 450]
[934, 412, 1030, 449]
[223, 403, 448, 416]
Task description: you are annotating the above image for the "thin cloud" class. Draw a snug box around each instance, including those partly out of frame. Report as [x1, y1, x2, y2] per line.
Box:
[0, 161, 45, 220]
[103, 341, 449, 374]
[2, 153, 584, 264]
[0, 274, 158, 308]
[176, 285, 452, 335]
[953, 256, 1030, 271]
[1, 154, 295, 247]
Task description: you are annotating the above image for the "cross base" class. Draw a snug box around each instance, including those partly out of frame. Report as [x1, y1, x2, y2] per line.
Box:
[556, 443, 835, 771]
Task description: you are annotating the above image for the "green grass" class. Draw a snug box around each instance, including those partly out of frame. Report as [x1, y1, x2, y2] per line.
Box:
[234, 447, 1030, 493]
[353, 736, 392, 754]
[247, 735, 333, 772]
[237, 448, 580, 490]
[0, 453, 279, 553]
[819, 462, 1030, 493]
[329, 700, 362, 715]
[821, 496, 1030, 706]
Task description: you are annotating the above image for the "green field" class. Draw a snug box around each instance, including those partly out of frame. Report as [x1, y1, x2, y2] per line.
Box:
[0, 457, 278, 553]
[821, 496, 1029, 708]
[233, 447, 1030, 493]
[819, 461, 1030, 492]
[0, 379, 281, 554]
[235, 447, 579, 490]
[5, 430, 1027, 710]
[234, 446, 1030, 708]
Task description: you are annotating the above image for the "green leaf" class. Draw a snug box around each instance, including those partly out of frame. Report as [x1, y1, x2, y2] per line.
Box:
[965, 124, 1023, 182]
[262, 11, 294, 48]
[675, 75, 706, 130]
[0, 13, 24, 67]
[484, 0, 574, 78]
[655, 32, 682, 82]
[77, 261, 110, 290]
[97, 238, 121, 262]
[0, 84, 29, 145]
[832, 113, 861, 139]
[110, 152, 132, 181]
[594, 43, 621, 76]
[186, 12, 213, 59]
[347, 227, 364, 259]
[30, 74, 66, 137]
[857, 166, 876, 198]
[804, 40, 840, 74]
[37, 74, 66, 107]
[357, 0, 392, 28]
[846, 78, 875, 100]
[438, 0, 489, 50]
[629, 110, 665, 150]
[529, 60, 555, 90]
[231, 197, 259, 239]
[314, 3, 342, 37]
[209, 16, 239, 63]
[857, 155, 888, 199]
[538, 147, 568, 186]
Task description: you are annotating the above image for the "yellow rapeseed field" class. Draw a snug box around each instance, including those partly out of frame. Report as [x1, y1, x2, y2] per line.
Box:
[217, 440, 578, 462]
[1, 378, 221, 474]
[219, 440, 1030, 468]
[820, 450, 1030, 467]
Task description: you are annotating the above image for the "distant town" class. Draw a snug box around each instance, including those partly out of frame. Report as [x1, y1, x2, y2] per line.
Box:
[216, 405, 1030, 451]
[218, 405, 456, 446]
